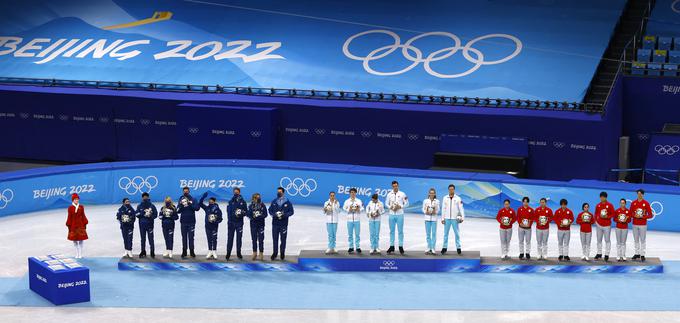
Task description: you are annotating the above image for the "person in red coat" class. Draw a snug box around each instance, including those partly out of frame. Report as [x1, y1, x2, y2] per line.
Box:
[614, 198, 632, 262]
[629, 189, 654, 262]
[576, 203, 594, 261]
[66, 193, 88, 259]
[534, 198, 553, 261]
[496, 199, 516, 260]
[516, 197, 534, 260]
[594, 191, 615, 262]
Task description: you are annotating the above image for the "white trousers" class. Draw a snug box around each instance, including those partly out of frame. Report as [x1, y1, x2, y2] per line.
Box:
[557, 230, 570, 256]
[580, 232, 592, 257]
[536, 229, 549, 257]
[595, 223, 612, 256]
[632, 225, 647, 256]
[499, 228, 513, 256]
[518, 227, 532, 254]
[615, 228, 628, 258]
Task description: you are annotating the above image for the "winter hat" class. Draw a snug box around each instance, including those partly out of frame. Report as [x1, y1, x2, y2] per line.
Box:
[71, 193, 80, 201]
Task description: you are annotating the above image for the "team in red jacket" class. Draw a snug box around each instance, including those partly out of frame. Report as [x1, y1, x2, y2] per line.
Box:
[516, 197, 534, 260]
[614, 198, 632, 261]
[553, 199, 574, 261]
[534, 198, 553, 261]
[576, 203, 594, 261]
[629, 189, 654, 261]
[594, 192, 616, 261]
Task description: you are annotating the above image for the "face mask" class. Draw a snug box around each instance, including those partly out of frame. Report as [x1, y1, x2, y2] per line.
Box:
[277, 192, 283, 198]
[165, 202, 171, 206]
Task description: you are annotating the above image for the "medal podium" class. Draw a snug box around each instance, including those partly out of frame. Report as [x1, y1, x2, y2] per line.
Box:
[118, 251, 662, 273]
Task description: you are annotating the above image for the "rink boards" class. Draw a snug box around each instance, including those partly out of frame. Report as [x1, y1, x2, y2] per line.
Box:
[118, 250, 663, 273]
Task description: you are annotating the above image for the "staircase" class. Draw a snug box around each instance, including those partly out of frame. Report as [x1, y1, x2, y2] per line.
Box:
[583, 0, 654, 107]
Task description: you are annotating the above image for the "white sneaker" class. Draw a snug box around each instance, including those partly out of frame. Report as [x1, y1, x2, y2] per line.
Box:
[376, 248, 381, 253]
[168, 251, 173, 259]
[585, 256, 590, 261]
[325, 248, 332, 254]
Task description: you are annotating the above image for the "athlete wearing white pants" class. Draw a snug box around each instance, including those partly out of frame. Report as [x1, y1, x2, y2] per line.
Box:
[516, 197, 534, 260]
[576, 203, 594, 261]
[630, 189, 654, 261]
[534, 198, 553, 260]
[594, 192, 615, 261]
[441, 184, 465, 255]
[323, 192, 341, 254]
[385, 181, 409, 255]
[496, 200, 515, 259]
[421, 189, 440, 255]
[554, 199, 574, 261]
[614, 199, 632, 261]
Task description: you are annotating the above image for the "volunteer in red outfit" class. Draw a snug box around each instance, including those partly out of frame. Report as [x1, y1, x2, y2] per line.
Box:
[553, 199, 574, 262]
[630, 189, 654, 262]
[496, 199, 516, 260]
[594, 192, 615, 262]
[66, 193, 89, 259]
[516, 197, 534, 260]
[534, 198, 553, 261]
[614, 198, 632, 262]
[576, 203, 594, 261]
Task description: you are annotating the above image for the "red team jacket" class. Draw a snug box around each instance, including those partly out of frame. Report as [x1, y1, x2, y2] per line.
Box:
[534, 206, 553, 230]
[516, 206, 534, 229]
[66, 204, 89, 241]
[630, 199, 654, 226]
[614, 207, 632, 229]
[496, 207, 516, 229]
[553, 207, 574, 231]
[576, 211, 594, 233]
[594, 201, 616, 227]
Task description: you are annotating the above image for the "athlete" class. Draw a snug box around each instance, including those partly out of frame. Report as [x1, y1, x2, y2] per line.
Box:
[421, 188, 440, 255]
[496, 199, 516, 260]
[136, 192, 158, 258]
[343, 188, 364, 253]
[246, 193, 268, 261]
[200, 196, 223, 260]
[323, 191, 341, 254]
[576, 203, 594, 261]
[116, 198, 136, 258]
[226, 187, 247, 260]
[177, 187, 204, 259]
[268, 187, 294, 260]
[159, 197, 179, 258]
[441, 184, 464, 255]
[534, 198, 553, 261]
[630, 189, 654, 262]
[516, 197, 534, 260]
[366, 194, 385, 254]
[594, 191, 615, 262]
[385, 181, 409, 255]
[614, 198, 632, 261]
[553, 199, 574, 261]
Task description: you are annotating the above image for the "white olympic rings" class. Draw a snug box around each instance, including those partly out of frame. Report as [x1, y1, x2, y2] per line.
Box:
[279, 177, 317, 197]
[118, 176, 159, 195]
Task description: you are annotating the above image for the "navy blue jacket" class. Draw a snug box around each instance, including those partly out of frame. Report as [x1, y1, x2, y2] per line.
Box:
[116, 204, 136, 227]
[136, 200, 158, 226]
[247, 201, 268, 225]
[268, 197, 294, 226]
[227, 194, 248, 222]
[159, 204, 179, 225]
[177, 193, 202, 224]
[200, 201, 224, 227]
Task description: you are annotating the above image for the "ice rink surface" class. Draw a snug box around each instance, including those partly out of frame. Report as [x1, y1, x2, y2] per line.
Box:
[2, 204, 680, 322]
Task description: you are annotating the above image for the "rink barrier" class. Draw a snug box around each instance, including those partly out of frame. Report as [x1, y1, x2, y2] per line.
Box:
[0, 159, 678, 231]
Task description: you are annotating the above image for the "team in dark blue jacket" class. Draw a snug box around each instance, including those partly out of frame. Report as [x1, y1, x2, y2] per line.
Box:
[246, 193, 268, 261]
[200, 195, 223, 260]
[268, 187, 295, 260]
[226, 188, 248, 260]
[159, 197, 179, 258]
[136, 192, 158, 258]
[177, 187, 204, 258]
[116, 198, 136, 258]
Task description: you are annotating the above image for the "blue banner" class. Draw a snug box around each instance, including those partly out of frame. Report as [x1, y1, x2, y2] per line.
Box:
[0, 0, 624, 102]
[0, 160, 678, 232]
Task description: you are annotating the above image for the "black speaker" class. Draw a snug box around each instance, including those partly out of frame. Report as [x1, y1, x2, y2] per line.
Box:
[431, 152, 526, 178]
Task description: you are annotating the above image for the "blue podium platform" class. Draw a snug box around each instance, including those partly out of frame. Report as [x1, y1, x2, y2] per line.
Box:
[117, 251, 663, 273]
[28, 255, 91, 305]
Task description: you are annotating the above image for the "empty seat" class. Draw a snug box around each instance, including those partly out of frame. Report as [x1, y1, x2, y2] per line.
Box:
[663, 64, 678, 77]
[643, 35, 656, 49]
[637, 49, 652, 62]
[669, 50, 680, 64]
[653, 50, 667, 63]
[647, 63, 662, 76]
[658, 37, 673, 50]
[631, 62, 646, 75]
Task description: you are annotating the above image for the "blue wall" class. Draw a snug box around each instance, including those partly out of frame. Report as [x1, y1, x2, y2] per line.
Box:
[0, 84, 620, 181]
[0, 159, 678, 232]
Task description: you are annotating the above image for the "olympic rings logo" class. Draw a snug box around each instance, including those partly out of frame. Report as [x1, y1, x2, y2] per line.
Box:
[0, 188, 14, 209]
[118, 176, 159, 195]
[279, 177, 317, 197]
[343, 30, 522, 78]
[382, 260, 396, 267]
[553, 142, 566, 149]
[655, 145, 679, 156]
[672, 0, 680, 13]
